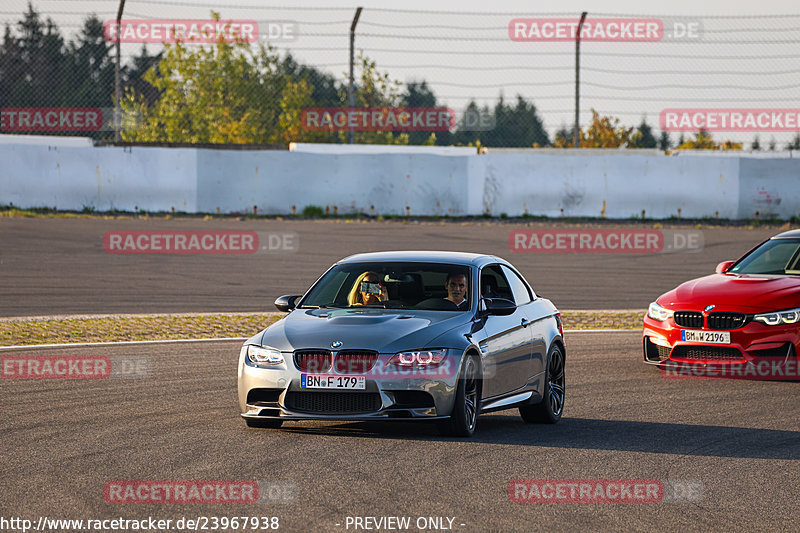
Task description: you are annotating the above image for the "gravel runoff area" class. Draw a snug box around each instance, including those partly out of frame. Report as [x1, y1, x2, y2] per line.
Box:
[0, 310, 644, 346]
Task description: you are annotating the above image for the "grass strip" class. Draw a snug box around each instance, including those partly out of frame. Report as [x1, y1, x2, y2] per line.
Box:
[0, 314, 283, 346]
[0, 310, 644, 347]
[564, 310, 644, 331]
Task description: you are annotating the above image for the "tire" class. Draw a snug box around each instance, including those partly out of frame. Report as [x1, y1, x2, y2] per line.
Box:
[245, 417, 283, 429]
[439, 354, 480, 437]
[519, 344, 565, 424]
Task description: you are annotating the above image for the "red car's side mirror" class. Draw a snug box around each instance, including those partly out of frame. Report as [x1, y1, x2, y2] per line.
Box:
[715, 260, 736, 274]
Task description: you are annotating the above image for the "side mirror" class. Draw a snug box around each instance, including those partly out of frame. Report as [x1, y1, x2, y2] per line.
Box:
[274, 294, 301, 312]
[480, 297, 517, 316]
[715, 260, 736, 274]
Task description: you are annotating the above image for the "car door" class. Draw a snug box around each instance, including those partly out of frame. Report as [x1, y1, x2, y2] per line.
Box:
[501, 264, 549, 383]
[478, 265, 534, 399]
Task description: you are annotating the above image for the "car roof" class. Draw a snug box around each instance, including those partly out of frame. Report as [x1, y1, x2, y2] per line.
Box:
[773, 229, 800, 239]
[338, 251, 507, 267]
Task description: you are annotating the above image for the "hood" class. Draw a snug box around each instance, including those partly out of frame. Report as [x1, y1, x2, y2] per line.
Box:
[256, 308, 470, 353]
[659, 273, 800, 313]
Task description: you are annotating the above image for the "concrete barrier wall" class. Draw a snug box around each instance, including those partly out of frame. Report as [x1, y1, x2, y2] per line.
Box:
[195, 150, 469, 216]
[0, 143, 197, 212]
[475, 153, 742, 219]
[1, 138, 798, 219]
[738, 158, 800, 219]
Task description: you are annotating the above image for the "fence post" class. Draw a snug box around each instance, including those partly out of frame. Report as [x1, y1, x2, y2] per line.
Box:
[114, 0, 127, 143]
[574, 11, 588, 148]
[348, 7, 363, 144]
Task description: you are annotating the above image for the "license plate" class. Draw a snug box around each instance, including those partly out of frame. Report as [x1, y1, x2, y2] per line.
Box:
[300, 374, 366, 390]
[681, 330, 731, 344]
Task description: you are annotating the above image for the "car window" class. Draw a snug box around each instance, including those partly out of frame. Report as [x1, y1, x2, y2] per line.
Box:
[300, 262, 471, 311]
[313, 270, 351, 304]
[480, 265, 514, 301]
[730, 239, 800, 275]
[501, 265, 533, 305]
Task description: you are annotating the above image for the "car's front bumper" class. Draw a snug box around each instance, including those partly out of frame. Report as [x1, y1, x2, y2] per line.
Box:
[237, 347, 461, 421]
[642, 314, 799, 367]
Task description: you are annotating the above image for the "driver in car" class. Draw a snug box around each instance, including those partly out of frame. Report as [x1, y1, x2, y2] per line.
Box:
[445, 272, 469, 310]
[348, 271, 389, 306]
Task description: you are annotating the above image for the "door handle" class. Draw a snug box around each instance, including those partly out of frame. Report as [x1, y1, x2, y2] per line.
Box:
[521, 318, 530, 328]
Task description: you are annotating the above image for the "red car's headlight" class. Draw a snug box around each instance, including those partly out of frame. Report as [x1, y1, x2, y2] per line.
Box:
[647, 302, 673, 322]
[754, 308, 800, 326]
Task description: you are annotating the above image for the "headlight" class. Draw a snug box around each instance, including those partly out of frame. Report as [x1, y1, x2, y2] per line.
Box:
[754, 308, 800, 326]
[246, 345, 284, 366]
[647, 302, 673, 322]
[388, 348, 447, 367]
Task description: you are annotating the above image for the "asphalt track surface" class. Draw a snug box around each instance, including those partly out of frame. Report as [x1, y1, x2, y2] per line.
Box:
[1, 332, 798, 532]
[0, 218, 782, 316]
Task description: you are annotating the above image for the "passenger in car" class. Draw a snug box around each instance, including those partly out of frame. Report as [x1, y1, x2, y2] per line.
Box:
[347, 271, 389, 306]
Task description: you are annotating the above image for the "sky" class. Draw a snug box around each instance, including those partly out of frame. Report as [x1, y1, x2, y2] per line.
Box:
[3, 0, 800, 147]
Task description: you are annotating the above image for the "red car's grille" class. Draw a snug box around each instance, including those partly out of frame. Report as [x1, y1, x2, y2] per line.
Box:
[707, 312, 750, 330]
[333, 350, 379, 374]
[285, 392, 382, 414]
[672, 345, 745, 362]
[673, 311, 704, 328]
[293, 350, 332, 373]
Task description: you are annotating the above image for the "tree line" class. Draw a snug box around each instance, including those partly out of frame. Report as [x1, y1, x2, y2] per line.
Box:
[0, 3, 160, 138]
[3, 4, 797, 150]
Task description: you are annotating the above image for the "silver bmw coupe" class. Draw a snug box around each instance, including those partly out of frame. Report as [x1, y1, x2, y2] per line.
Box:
[237, 251, 565, 437]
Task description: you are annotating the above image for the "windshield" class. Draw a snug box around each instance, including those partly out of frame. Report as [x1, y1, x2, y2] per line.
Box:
[729, 238, 800, 276]
[300, 262, 472, 311]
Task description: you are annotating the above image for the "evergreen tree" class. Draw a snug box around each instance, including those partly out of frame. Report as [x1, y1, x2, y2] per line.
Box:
[13, 3, 67, 106]
[66, 15, 114, 107]
[630, 119, 657, 148]
[280, 53, 342, 107]
[123, 45, 162, 107]
[479, 94, 548, 147]
[658, 131, 671, 150]
[452, 100, 491, 146]
[402, 80, 451, 145]
[0, 24, 23, 105]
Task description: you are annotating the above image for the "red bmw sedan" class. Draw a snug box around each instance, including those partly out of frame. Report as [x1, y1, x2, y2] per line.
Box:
[643, 229, 800, 378]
